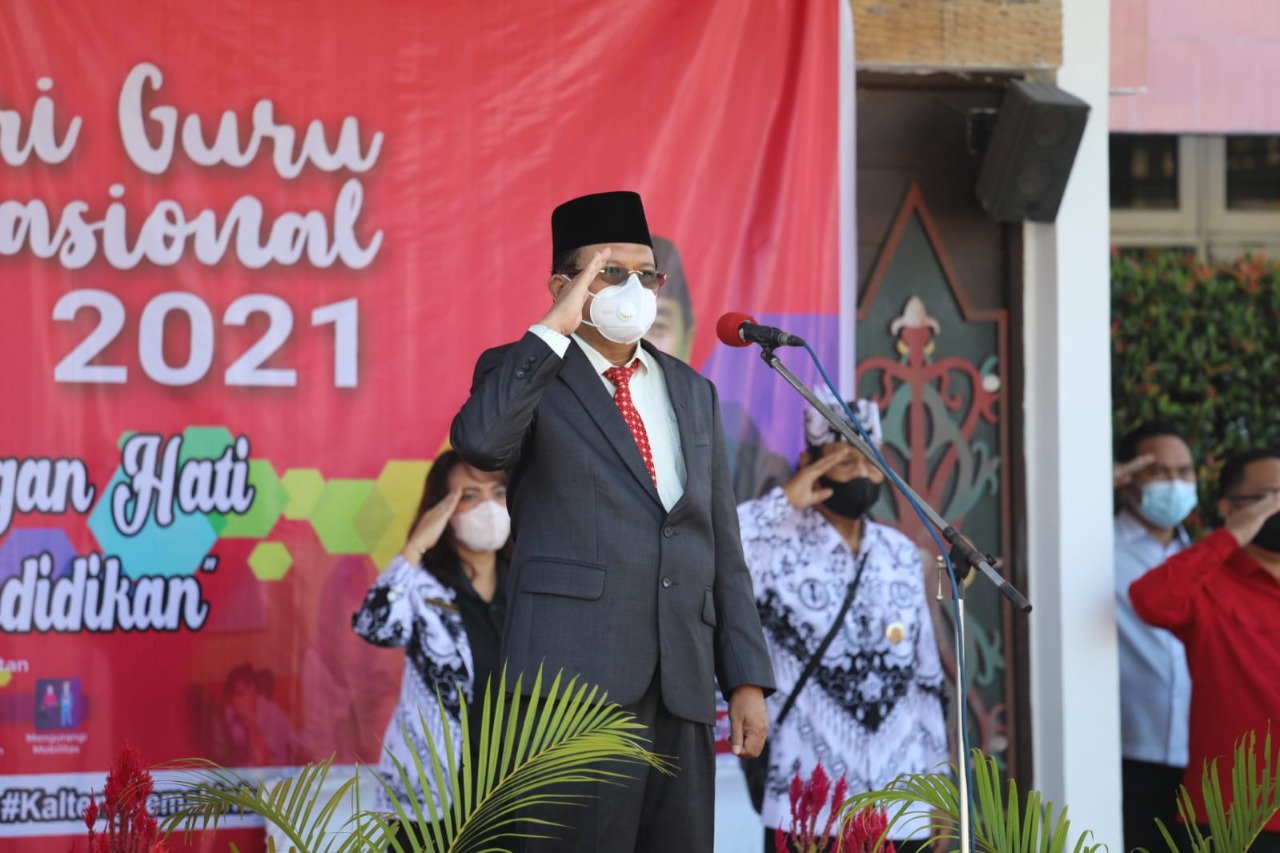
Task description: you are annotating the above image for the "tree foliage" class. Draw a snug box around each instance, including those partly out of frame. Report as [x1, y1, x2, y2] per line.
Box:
[1112, 250, 1280, 519]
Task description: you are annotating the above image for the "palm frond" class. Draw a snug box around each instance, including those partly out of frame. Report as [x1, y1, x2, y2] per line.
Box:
[158, 756, 394, 852]
[375, 665, 670, 852]
[1154, 728, 1280, 853]
[838, 750, 1102, 853]
[840, 766, 964, 844]
[161, 665, 665, 853]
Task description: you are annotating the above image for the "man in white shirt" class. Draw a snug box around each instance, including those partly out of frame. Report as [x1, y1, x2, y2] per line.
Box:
[1113, 422, 1197, 853]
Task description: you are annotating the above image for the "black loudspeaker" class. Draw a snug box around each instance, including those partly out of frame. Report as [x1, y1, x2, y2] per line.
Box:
[975, 80, 1090, 223]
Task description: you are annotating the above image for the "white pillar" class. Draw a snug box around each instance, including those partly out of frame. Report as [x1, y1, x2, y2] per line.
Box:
[1023, 0, 1120, 846]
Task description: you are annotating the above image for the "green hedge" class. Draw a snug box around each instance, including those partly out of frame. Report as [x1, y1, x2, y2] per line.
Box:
[1111, 250, 1280, 520]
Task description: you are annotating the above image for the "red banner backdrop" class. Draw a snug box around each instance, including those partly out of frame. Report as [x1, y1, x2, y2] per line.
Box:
[0, 1, 850, 848]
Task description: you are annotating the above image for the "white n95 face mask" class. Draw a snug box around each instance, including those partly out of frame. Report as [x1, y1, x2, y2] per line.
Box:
[582, 273, 658, 345]
[450, 500, 511, 553]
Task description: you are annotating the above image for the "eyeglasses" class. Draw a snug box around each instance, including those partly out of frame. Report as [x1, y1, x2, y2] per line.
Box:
[564, 266, 668, 291]
[1225, 488, 1280, 505]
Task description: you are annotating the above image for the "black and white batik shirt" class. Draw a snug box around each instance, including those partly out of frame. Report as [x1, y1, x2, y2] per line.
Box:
[738, 488, 948, 836]
[352, 556, 473, 815]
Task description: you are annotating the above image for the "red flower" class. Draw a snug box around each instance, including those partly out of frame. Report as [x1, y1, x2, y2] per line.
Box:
[833, 775, 849, 807]
[789, 771, 806, 832]
[805, 763, 830, 821]
[824, 774, 849, 839]
[82, 746, 168, 853]
[776, 764, 876, 853]
[841, 804, 895, 853]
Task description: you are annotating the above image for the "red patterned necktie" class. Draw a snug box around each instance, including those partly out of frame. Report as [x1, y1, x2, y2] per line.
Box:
[603, 360, 657, 486]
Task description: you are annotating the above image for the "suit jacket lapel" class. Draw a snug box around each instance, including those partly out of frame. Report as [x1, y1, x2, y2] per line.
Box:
[559, 342, 663, 506]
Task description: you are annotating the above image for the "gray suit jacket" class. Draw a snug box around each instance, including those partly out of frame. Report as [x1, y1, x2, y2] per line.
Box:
[450, 332, 775, 724]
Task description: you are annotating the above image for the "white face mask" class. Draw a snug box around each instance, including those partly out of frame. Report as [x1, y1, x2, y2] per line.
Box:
[450, 500, 510, 553]
[580, 273, 658, 345]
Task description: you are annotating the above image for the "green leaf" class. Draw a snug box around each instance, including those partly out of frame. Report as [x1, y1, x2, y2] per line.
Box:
[1162, 728, 1280, 853]
[837, 749, 1102, 853]
[834, 731, 1280, 853]
[158, 665, 666, 853]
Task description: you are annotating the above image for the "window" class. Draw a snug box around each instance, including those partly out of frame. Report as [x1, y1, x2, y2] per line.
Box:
[1110, 135, 1280, 258]
[1110, 134, 1180, 210]
[1225, 136, 1280, 212]
[1110, 135, 1199, 253]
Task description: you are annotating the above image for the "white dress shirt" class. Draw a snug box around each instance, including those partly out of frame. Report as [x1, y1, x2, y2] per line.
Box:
[529, 325, 686, 511]
[1114, 508, 1191, 767]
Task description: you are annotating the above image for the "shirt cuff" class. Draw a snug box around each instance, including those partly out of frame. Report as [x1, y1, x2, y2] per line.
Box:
[378, 554, 418, 587]
[529, 324, 570, 358]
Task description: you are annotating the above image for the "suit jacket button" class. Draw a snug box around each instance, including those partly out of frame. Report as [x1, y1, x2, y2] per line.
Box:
[515, 370, 526, 379]
[661, 576, 672, 588]
[663, 526, 674, 538]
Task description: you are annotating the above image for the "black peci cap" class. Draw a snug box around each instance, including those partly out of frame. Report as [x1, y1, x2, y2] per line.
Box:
[551, 190, 652, 269]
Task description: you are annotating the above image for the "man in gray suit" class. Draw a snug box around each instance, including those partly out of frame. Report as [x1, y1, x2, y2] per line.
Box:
[451, 190, 775, 851]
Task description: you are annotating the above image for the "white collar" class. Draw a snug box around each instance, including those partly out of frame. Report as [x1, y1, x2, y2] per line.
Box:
[571, 334, 655, 379]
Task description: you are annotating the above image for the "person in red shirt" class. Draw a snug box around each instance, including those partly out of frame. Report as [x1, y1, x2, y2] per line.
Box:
[1130, 448, 1280, 851]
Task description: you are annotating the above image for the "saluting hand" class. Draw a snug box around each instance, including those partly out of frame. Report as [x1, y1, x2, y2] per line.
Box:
[539, 248, 611, 337]
[782, 446, 853, 510]
[1113, 453, 1156, 489]
[401, 488, 463, 564]
[1225, 491, 1280, 548]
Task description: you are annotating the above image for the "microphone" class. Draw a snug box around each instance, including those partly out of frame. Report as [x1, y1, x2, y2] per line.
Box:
[715, 312, 806, 348]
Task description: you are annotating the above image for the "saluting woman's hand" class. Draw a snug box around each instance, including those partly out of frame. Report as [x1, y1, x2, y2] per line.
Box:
[782, 445, 853, 509]
[401, 488, 462, 564]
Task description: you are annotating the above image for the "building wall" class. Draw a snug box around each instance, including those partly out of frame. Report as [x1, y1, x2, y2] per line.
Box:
[848, 0, 1122, 842]
[1110, 0, 1280, 256]
[1023, 0, 1122, 846]
[1111, 0, 1280, 132]
[853, 0, 1061, 71]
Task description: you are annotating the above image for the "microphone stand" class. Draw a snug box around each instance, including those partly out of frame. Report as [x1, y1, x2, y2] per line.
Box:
[937, 552, 973, 853]
[756, 344, 1030, 612]
[756, 343, 1031, 853]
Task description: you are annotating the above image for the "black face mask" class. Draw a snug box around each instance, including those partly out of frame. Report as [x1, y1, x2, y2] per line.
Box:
[819, 476, 881, 519]
[1253, 513, 1280, 553]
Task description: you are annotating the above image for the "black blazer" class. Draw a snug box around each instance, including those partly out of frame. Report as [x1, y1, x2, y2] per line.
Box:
[450, 332, 775, 724]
